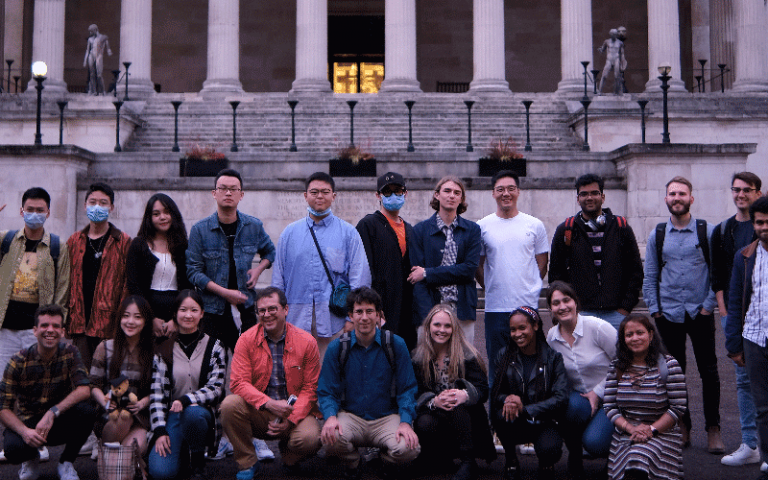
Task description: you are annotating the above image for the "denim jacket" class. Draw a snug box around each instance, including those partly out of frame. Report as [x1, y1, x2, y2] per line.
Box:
[186, 212, 276, 315]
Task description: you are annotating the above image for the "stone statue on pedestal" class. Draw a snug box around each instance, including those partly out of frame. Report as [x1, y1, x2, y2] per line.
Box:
[597, 28, 627, 95]
[83, 24, 112, 95]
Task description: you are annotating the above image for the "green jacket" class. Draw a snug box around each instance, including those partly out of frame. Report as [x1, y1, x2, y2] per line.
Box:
[0, 229, 70, 328]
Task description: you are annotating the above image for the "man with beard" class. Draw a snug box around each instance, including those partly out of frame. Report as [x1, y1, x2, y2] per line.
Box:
[642, 176, 723, 452]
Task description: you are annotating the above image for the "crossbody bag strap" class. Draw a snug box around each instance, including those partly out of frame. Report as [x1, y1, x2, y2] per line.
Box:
[309, 225, 335, 289]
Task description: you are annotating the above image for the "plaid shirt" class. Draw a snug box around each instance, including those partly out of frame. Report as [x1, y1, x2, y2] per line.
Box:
[265, 330, 288, 401]
[0, 342, 90, 421]
[435, 215, 459, 304]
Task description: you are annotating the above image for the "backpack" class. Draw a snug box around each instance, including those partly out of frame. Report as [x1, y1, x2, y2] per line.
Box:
[1, 230, 61, 281]
[338, 329, 397, 402]
[563, 214, 628, 247]
[653, 219, 709, 314]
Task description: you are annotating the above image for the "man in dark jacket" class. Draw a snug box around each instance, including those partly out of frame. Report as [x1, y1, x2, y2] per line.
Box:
[548, 174, 643, 330]
[724, 196, 768, 480]
[356, 172, 416, 350]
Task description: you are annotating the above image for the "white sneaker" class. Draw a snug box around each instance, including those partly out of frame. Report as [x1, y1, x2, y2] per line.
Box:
[19, 457, 39, 480]
[38, 447, 49, 463]
[209, 436, 233, 461]
[721, 443, 761, 466]
[57, 461, 80, 480]
[762, 461, 768, 472]
[518, 442, 535, 455]
[0, 449, 5, 462]
[79, 431, 98, 456]
[253, 438, 275, 462]
[493, 433, 504, 454]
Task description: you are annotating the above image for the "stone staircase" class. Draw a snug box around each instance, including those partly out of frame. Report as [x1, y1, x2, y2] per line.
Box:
[122, 92, 585, 155]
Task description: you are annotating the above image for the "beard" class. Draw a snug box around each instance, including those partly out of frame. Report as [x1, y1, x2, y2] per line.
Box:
[666, 201, 691, 216]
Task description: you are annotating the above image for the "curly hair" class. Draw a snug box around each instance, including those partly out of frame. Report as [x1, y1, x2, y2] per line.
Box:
[614, 313, 667, 373]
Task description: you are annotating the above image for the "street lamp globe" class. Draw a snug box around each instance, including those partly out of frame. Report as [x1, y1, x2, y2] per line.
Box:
[31, 61, 47, 77]
[657, 63, 672, 76]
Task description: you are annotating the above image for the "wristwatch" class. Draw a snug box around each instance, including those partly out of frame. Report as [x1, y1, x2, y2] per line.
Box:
[49, 406, 60, 418]
[650, 425, 659, 437]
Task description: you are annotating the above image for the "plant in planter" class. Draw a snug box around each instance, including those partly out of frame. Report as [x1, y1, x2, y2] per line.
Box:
[179, 143, 229, 177]
[478, 137, 526, 177]
[329, 141, 377, 177]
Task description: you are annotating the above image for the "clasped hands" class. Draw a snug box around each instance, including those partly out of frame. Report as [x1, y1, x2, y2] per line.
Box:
[624, 421, 653, 444]
[502, 394, 524, 422]
[432, 389, 469, 411]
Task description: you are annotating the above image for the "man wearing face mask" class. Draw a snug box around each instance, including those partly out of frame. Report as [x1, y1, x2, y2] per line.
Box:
[66, 182, 130, 369]
[356, 172, 416, 350]
[0, 188, 70, 374]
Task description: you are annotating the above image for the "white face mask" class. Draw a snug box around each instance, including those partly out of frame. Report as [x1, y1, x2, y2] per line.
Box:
[23, 212, 46, 230]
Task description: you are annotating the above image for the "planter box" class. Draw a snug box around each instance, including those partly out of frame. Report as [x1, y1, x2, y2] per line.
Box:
[179, 157, 229, 177]
[478, 157, 526, 177]
[329, 158, 377, 177]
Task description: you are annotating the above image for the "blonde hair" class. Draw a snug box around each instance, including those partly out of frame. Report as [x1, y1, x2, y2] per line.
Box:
[430, 176, 468, 214]
[412, 304, 486, 385]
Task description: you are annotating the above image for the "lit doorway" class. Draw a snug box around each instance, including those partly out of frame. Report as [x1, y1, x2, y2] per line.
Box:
[329, 16, 384, 93]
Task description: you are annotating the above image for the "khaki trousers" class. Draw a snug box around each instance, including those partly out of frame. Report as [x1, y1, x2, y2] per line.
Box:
[325, 412, 420, 469]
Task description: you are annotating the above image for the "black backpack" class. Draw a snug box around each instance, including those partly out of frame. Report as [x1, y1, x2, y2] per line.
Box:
[1, 230, 61, 282]
[338, 329, 397, 402]
[654, 220, 709, 313]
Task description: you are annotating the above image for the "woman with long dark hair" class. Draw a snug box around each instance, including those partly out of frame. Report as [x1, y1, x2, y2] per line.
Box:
[126, 193, 191, 338]
[411, 304, 495, 480]
[491, 306, 569, 480]
[604, 314, 686, 480]
[545, 280, 617, 478]
[89, 295, 155, 456]
[148, 290, 226, 480]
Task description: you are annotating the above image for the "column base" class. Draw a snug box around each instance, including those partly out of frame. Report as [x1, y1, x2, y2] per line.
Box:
[200, 78, 245, 96]
[731, 80, 768, 93]
[556, 78, 593, 96]
[644, 77, 687, 93]
[290, 78, 332, 93]
[25, 78, 68, 97]
[468, 78, 510, 93]
[378, 78, 422, 93]
[116, 79, 156, 100]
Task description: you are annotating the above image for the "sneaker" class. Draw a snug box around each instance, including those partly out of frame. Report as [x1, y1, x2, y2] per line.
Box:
[518, 442, 535, 455]
[360, 446, 379, 463]
[79, 431, 98, 456]
[722, 443, 761, 466]
[0, 449, 5, 462]
[90, 443, 98, 461]
[57, 461, 80, 480]
[493, 433, 504, 454]
[19, 457, 39, 480]
[762, 462, 768, 472]
[209, 437, 233, 461]
[235, 465, 259, 480]
[253, 438, 275, 462]
[38, 447, 49, 463]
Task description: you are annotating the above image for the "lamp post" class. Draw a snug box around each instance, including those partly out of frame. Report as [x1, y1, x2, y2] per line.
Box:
[171, 101, 182, 152]
[5, 59, 12, 93]
[347, 100, 357, 148]
[404, 100, 415, 152]
[580, 99, 591, 151]
[581, 61, 590, 100]
[229, 101, 240, 152]
[31, 61, 47, 146]
[591, 69, 600, 95]
[698, 59, 707, 92]
[57, 100, 68, 145]
[658, 63, 671, 144]
[522, 100, 533, 152]
[695, 75, 702, 93]
[718, 63, 727, 93]
[13, 76, 20, 93]
[637, 100, 648, 144]
[464, 100, 474, 152]
[114, 100, 123, 152]
[287, 100, 298, 152]
[111, 70, 121, 98]
[122, 62, 132, 101]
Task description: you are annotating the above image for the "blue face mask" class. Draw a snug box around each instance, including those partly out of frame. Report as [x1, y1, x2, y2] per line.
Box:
[86, 205, 110, 223]
[307, 206, 332, 218]
[23, 212, 47, 230]
[381, 193, 406, 212]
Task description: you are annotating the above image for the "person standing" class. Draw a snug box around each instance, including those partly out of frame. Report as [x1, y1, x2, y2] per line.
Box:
[549, 173, 643, 330]
[356, 172, 415, 350]
[410, 176, 481, 343]
[67, 182, 131, 370]
[476, 170, 548, 381]
[272, 172, 370, 362]
[642, 176, 723, 452]
[711, 172, 763, 467]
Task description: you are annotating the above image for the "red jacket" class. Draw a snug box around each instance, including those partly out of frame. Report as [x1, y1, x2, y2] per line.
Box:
[230, 322, 321, 424]
[67, 223, 131, 338]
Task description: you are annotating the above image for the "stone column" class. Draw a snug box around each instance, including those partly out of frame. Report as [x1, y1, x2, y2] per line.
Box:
[201, 0, 244, 95]
[4, 0, 24, 90]
[732, 0, 768, 92]
[27, 0, 67, 95]
[645, 0, 686, 92]
[690, 0, 710, 86]
[710, 0, 735, 90]
[292, 0, 332, 92]
[379, 0, 421, 92]
[556, 0, 593, 94]
[469, 0, 509, 93]
[119, 0, 155, 98]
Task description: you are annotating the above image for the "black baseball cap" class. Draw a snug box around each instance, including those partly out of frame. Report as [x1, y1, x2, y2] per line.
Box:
[377, 172, 406, 192]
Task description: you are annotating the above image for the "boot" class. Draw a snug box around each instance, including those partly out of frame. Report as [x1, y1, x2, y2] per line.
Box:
[452, 458, 476, 480]
[707, 426, 725, 454]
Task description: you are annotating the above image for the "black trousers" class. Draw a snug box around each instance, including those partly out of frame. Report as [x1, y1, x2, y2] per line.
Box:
[202, 305, 257, 352]
[495, 417, 563, 468]
[414, 405, 474, 461]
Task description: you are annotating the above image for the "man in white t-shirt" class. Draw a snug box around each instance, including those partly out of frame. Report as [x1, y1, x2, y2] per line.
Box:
[475, 171, 548, 383]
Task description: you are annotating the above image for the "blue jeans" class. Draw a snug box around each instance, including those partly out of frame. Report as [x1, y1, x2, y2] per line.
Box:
[485, 311, 512, 387]
[148, 406, 213, 480]
[562, 391, 612, 459]
[580, 310, 626, 331]
[744, 338, 768, 460]
[734, 362, 759, 448]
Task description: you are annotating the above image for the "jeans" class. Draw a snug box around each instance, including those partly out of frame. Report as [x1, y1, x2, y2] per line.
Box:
[485, 311, 512, 387]
[720, 316, 759, 448]
[655, 311, 720, 430]
[148, 406, 213, 480]
[0, 328, 36, 374]
[744, 338, 768, 461]
[562, 391, 613, 461]
[580, 310, 626, 331]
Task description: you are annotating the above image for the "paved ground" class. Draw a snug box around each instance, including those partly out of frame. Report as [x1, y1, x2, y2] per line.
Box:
[0, 311, 761, 479]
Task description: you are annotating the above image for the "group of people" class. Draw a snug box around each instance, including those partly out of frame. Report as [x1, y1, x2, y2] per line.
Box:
[0, 166, 766, 480]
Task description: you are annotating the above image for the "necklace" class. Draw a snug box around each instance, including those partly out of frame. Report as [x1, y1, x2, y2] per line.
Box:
[177, 330, 203, 350]
[88, 235, 107, 259]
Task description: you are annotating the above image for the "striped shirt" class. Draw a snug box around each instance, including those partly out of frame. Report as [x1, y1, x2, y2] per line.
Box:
[744, 245, 768, 347]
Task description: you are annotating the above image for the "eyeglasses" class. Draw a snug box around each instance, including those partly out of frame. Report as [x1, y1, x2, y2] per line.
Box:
[578, 190, 602, 198]
[257, 306, 280, 316]
[731, 187, 757, 194]
[494, 185, 519, 194]
[380, 188, 406, 197]
[308, 189, 333, 197]
[215, 187, 242, 194]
